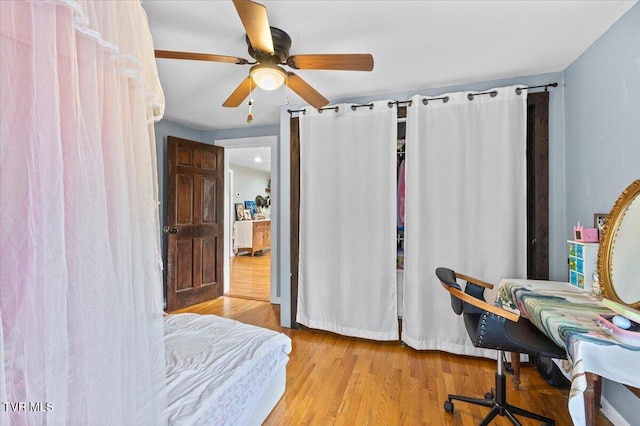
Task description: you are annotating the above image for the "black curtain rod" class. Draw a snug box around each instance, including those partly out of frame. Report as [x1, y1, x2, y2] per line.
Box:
[288, 102, 383, 116]
[287, 103, 376, 116]
[286, 105, 342, 115]
[405, 82, 559, 104]
[287, 82, 558, 116]
[516, 82, 558, 95]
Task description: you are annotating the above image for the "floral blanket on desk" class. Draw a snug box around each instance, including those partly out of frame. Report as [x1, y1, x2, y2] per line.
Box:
[496, 279, 636, 355]
[496, 279, 640, 425]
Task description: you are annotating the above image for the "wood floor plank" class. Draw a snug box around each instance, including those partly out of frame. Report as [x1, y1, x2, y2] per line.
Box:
[227, 251, 270, 301]
[170, 296, 614, 425]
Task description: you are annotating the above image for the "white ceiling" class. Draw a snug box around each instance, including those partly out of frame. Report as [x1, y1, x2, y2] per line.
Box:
[228, 145, 271, 173]
[143, 0, 636, 131]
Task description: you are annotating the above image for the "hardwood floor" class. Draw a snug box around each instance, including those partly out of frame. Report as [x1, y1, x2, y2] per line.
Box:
[171, 296, 614, 426]
[227, 250, 270, 301]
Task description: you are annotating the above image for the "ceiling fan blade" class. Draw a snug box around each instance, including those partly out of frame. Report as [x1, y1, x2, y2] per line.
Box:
[286, 73, 329, 109]
[223, 77, 255, 108]
[155, 50, 249, 65]
[232, 0, 274, 54]
[287, 54, 374, 71]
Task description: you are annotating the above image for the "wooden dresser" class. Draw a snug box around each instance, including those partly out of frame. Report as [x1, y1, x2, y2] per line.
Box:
[233, 220, 270, 256]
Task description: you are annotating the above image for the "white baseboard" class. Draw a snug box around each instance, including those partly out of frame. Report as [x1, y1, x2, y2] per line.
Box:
[600, 396, 630, 426]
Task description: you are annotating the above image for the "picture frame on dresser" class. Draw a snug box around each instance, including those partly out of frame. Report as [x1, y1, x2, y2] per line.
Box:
[244, 209, 253, 220]
[593, 213, 608, 238]
[235, 203, 245, 221]
[245, 200, 258, 216]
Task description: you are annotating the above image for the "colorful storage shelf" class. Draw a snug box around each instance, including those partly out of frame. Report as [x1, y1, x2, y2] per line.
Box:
[568, 240, 599, 292]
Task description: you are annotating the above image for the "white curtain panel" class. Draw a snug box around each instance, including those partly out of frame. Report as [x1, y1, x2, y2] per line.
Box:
[297, 101, 399, 340]
[1, 1, 167, 424]
[402, 86, 527, 356]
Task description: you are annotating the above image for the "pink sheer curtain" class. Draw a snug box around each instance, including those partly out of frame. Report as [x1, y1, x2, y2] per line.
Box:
[1, 1, 167, 424]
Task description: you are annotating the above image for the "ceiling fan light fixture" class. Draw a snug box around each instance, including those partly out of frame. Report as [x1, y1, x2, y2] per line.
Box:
[250, 63, 286, 91]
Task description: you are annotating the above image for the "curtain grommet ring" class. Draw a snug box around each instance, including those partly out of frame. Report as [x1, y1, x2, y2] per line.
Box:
[443, 96, 450, 103]
[422, 98, 429, 105]
[467, 93, 475, 101]
[490, 91, 498, 97]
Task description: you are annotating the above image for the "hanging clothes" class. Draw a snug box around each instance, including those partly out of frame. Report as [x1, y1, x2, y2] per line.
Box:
[397, 157, 406, 227]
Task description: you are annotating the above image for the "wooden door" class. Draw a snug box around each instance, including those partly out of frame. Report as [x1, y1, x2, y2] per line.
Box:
[166, 136, 224, 311]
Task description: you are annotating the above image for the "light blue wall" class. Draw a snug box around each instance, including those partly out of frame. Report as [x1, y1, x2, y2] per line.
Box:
[563, 2, 640, 421]
[564, 3, 640, 230]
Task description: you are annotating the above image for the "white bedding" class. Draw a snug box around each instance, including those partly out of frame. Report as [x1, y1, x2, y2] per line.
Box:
[164, 313, 292, 425]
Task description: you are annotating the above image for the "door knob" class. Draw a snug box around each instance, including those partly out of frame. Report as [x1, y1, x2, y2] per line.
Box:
[164, 226, 178, 234]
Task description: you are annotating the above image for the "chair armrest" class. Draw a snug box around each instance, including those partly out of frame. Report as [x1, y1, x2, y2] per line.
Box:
[441, 282, 520, 323]
[456, 272, 494, 290]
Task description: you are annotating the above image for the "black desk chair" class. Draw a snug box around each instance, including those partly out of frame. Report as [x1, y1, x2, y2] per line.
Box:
[436, 267, 566, 425]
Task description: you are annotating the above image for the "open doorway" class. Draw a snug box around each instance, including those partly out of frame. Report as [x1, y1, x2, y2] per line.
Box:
[215, 136, 278, 304]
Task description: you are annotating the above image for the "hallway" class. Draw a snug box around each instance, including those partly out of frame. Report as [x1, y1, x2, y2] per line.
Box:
[227, 251, 270, 301]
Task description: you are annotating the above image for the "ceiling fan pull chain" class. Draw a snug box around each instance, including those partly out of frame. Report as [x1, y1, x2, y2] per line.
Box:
[247, 97, 254, 124]
[246, 74, 254, 124]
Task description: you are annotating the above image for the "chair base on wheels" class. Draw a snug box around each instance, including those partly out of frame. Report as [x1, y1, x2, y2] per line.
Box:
[444, 368, 555, 425]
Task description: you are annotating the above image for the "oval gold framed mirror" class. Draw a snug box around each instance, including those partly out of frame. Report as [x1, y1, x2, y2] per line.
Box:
[597, 179, 640, 309]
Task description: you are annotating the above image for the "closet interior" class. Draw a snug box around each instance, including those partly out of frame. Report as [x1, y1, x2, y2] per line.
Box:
[397, 107, 407, 319]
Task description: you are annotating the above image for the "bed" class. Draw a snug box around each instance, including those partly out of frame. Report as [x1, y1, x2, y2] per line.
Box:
[164, 313, 292, 425]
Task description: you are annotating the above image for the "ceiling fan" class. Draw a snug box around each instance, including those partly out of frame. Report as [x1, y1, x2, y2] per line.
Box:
[154, 0, 374, 109]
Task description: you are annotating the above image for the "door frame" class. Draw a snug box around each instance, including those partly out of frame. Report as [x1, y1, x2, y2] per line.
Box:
[526, 91, 550, 280]
[214, 135, 279, 303]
